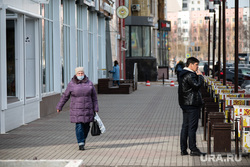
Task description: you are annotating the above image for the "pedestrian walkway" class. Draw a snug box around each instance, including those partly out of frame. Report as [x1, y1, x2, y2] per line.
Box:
[0, 84, 249, 166]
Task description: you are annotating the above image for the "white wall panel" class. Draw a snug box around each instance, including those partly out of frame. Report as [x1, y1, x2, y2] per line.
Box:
[0, 110, 4, 133]
[24, 101, 39, 123]
[3, 101, 39, 132]
[4, 106, 23, 132]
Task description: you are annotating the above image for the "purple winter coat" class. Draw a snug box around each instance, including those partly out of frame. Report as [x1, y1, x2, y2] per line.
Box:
[56, 75, 99, 123]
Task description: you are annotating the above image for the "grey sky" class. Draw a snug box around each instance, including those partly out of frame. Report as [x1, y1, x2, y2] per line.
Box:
[227, 0, 249, 8]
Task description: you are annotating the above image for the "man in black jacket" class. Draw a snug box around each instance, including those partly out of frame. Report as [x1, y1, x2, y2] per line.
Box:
[178, 57, 205, 156]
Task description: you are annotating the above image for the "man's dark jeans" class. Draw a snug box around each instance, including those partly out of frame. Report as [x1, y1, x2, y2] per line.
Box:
[180, 107, 200, 152]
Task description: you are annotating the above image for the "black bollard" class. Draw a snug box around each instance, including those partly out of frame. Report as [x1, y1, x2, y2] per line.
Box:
[235, 119, 239, 157]
[207, 120, 211, 154]
[163, 73, 164, 85]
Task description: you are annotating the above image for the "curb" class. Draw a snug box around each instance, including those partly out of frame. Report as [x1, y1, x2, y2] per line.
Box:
[0, 160, 84, 167]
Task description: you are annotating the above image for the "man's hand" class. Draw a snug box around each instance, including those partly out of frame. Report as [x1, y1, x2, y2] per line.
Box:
[196, 69, 202, 75]
[57, 109, 60, 113]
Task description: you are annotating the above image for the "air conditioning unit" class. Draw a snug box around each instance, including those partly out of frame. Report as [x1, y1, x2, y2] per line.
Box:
[131, 4, 140, 12]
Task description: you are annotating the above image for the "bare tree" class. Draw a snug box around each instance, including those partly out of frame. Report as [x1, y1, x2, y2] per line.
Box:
[168, 25, 186, 61]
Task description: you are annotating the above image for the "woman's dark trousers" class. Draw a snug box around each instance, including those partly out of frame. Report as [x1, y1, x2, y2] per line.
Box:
[75, 123, 90, 146]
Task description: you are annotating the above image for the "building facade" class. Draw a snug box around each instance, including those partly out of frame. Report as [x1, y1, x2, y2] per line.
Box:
[111, 0, 126, 80]
[0, 0, 114, 134]
[124, 0, 170, 81]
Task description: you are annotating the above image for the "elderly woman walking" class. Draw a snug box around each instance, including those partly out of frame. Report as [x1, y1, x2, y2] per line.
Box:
[56, 67, 99, 151]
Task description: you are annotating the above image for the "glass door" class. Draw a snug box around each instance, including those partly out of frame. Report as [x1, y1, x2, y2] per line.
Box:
[25, 18, 38, 99]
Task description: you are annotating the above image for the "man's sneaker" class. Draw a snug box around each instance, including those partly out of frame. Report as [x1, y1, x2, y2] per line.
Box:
[181, 150, 189, 156]
[79, 145, 85, 151]
[190, 149, 206, 156]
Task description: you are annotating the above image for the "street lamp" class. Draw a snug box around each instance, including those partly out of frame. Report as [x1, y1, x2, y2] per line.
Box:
[217, 1, 222, 81]
[205, 16, 210, 76]
[235, 0, 239, 93]
[211, 0, 221, 79]
[210, 8, 216, 78]
[222, 0, 226, 85]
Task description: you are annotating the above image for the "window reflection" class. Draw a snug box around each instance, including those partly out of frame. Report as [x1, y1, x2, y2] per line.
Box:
[131, 26, 142, 57]
[41, 2, 54, 93]
[88, 11, 94, 81]
[143, 27, 150, 57]
[125, 26, 129, 57]
[157, 31, 168, 66]
[7, 20, 16, 97]
[127, 26, 151, 57]
[61, 0, 71, 89]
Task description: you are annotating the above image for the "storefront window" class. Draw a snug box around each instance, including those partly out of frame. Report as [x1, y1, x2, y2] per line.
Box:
[125, 26, 129, 57]
[131, 26, 143, 57]
[61, 0, 71, 89]
[157, 31, 168, 66]
[7, 20, 16, 97]
[41, 2, 54, 93]
[143, 27, 151, 57]
[6, 10, 22, 104]
[6, 9, 39, 103]
[126, 26, 151, 57]
[88, 11, 94, 81]
[60, 2, 64, 89]
[77, 5, 84, 67]
[98, 17, 103, 78]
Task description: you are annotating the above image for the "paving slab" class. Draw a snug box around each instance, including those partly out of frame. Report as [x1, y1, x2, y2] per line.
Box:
[0, 84, 249, 166]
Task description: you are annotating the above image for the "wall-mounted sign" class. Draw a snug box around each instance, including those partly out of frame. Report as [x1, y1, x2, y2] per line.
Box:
[116, 6, 129, 19]
[147, 17, 153, 23]
[158, 20, 171, 31]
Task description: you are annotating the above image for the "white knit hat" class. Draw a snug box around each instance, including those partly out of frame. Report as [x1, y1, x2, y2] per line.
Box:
[75, 67, 84, 74]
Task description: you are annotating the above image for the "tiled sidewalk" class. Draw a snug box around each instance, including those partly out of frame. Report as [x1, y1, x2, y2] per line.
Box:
[0, 84, 249, 166]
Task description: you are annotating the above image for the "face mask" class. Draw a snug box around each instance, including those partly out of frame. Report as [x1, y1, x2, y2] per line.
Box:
[77, 75, 84, 80]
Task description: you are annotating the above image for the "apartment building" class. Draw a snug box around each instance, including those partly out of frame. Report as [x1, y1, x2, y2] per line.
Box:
[168, 6, 250, 62]
[182, 0, 206, 11]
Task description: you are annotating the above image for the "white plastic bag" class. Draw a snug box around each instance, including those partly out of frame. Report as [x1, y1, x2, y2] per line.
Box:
[94, 112, 106, 134]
